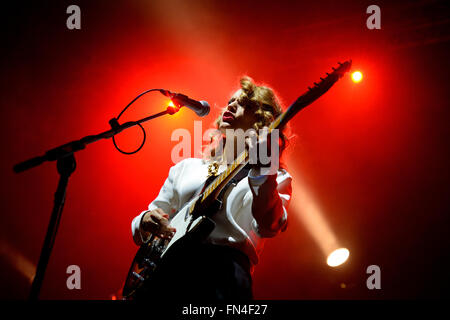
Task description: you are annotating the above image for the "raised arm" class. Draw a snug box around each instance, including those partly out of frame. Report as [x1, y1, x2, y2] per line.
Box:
[248, 168, 292, 238]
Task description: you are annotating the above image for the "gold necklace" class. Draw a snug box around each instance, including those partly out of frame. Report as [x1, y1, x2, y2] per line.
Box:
[207, 161, 220, 177]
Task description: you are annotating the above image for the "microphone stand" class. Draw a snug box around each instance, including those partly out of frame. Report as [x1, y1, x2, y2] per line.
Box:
[13, 106, 179, 300]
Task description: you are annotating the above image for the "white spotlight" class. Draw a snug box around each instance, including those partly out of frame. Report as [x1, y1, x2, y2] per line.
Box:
[327, 248, 350, 267]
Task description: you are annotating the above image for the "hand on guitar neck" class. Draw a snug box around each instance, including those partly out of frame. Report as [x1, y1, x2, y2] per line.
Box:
[245, 126, 281, 176]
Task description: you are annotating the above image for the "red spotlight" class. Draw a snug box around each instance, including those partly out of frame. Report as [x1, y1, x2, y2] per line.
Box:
[351, 71, 363, 83]
[167, 100, 180, 115]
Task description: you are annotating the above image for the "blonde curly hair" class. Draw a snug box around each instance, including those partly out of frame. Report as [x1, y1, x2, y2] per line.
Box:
[214, 76, 287, 153]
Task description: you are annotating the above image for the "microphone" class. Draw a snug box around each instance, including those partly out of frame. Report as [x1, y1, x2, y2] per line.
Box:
[160, 90, 210, 117]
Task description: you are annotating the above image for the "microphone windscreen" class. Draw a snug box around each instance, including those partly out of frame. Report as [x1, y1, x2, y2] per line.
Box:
[198, 101, 210, 117]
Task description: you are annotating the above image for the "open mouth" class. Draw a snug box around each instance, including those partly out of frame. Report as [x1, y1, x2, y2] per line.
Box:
[222, 111, 235, 123]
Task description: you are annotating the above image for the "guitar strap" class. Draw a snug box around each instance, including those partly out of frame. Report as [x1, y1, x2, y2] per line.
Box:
[216, 163, 252, 204]
[185, 163, 252, 242]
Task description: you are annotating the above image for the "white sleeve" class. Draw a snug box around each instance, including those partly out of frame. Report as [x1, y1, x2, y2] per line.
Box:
[131, 161, 183, 246]
[248, 168, 292, 238]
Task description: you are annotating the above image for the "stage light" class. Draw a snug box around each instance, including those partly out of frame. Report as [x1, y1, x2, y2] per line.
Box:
[289, 166, 350, 267]
[167, 100, 180, 115]
[327, 248, 350, 267]
[351, 71, 363, 83]
[0, 240, 35, 283]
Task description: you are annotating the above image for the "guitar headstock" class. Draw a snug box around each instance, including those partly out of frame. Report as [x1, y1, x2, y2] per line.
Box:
[275, 60, 353, 128]
[307, 60, 352, 95]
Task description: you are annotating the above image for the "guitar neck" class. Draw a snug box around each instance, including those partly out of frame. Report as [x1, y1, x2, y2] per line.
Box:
[200, 98, 304, 202]
[200, 60, 352, 203]
[201, 149, 248, 202]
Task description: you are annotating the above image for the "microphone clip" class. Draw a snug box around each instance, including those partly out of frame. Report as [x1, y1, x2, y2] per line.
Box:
[109, 117, 121, 132]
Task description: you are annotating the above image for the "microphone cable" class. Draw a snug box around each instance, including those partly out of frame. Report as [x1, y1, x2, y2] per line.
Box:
[112, 88, 165, 155]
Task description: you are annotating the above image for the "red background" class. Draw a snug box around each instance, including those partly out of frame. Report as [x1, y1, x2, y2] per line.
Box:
[0, 0, 449, 299]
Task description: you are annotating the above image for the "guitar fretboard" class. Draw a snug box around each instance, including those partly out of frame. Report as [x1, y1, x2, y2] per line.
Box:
[200, 112, 284, 203]
[193, 60, 351, 210]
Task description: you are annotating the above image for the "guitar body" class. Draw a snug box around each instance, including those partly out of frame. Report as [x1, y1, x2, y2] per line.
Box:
[122, 195, 219, 299]
[121, 60, 352, 300]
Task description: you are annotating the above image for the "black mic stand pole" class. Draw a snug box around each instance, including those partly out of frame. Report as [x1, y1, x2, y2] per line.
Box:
[14, 106, 179, 300]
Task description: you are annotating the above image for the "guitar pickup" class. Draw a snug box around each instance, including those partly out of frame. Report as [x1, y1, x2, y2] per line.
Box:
[132, 272, 145, 281]
[144, 259, 157, 269]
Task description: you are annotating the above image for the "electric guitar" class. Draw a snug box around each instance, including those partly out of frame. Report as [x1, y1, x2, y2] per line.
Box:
[121, 60, 352, 299]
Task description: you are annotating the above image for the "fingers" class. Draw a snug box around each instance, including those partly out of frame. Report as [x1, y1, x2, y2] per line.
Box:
[259, 127, 271, 146]
[141, 211, 158, 233]
[245, 130, 258, 150]
[154, 214, 176, 239]
[153, 208, 168, 219]
[151, 211, 166, 223]
[260, 126, 270, 137]
[246, 127, 281, 169]
[158, 224, 176, 240]
[245, 127, 273, 147]
[148, 209, 176, 239]
[141, 209, 176, 239]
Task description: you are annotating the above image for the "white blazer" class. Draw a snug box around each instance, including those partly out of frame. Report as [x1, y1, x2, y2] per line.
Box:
[132, 158, 292, 265]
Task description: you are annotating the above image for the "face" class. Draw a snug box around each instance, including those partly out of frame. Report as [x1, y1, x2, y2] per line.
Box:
[217, 89, 259, 133]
